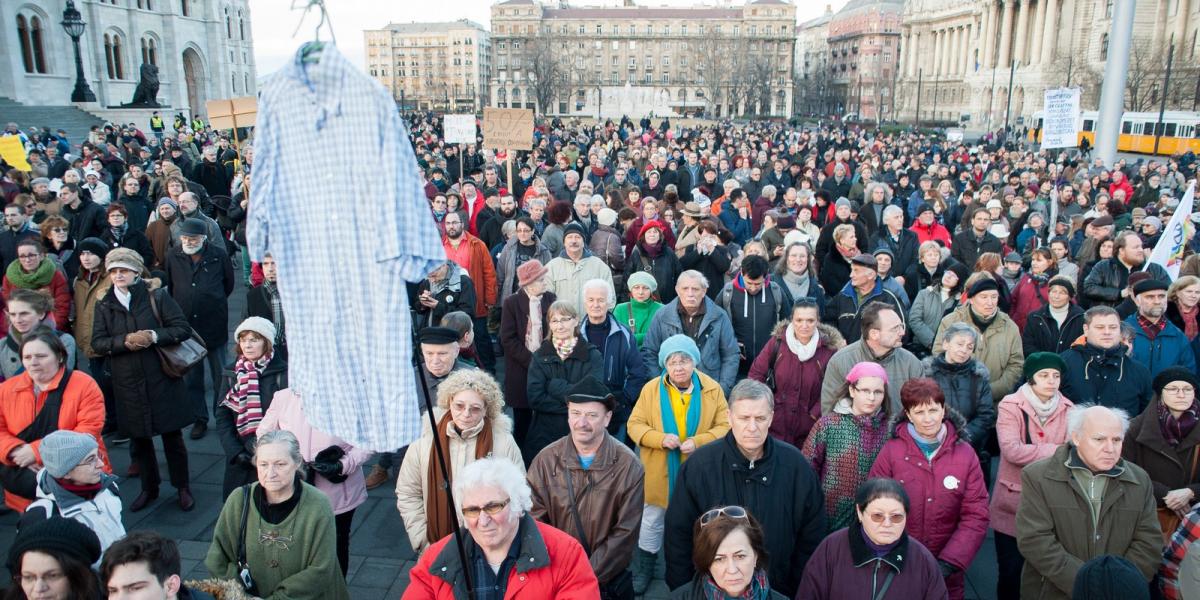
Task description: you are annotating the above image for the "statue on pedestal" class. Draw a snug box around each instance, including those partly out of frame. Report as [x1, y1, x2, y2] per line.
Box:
[124, 63, 161, 108]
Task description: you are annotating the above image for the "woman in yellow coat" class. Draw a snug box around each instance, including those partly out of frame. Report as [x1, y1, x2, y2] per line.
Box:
[626, 333, 730, 594]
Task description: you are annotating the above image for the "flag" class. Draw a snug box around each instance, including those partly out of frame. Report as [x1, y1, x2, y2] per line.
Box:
[1146, 181, 1196, 280]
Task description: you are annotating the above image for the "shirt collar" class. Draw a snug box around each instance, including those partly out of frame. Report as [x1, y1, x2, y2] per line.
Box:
[286, 43, 346, 130]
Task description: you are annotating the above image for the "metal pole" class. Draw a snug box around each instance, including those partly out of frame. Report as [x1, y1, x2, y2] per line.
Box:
[1095, 0, 1136, 167]
[915, 68, 923, 127]
[1004, 60, 1016, 136]
[932, 77, 940, 125]
[69, 35, 96, 102]
[986, 61, 997, 134]
[1154, 34, 1175, 155]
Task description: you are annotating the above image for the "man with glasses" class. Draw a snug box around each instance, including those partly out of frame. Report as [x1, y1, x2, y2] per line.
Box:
[821, 302, 923, 414]
[404, 457, 598, 599]
[663, 379, 826, 597]
[442, 210, 498, 374]
[0, 202, 38, 270]
[167, 192, 221, 245]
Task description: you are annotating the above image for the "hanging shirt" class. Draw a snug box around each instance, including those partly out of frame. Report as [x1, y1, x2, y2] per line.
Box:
[248, 45, 445, 451]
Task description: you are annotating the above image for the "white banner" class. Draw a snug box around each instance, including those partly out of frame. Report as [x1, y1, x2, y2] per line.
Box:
[946, 128, 964, 142]
[1146, 181, 1195, 280]
[443, 114, 476, 145]
[1041, 88, 1081, 149]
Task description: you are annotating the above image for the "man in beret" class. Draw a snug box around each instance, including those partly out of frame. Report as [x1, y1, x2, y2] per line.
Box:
[934, 276, 1025, 399]
[828, 253, 908, 343]
[1083, 231, 1170, 308]
[1125, 279, 1196, 377]
[527, 375, 644, 598]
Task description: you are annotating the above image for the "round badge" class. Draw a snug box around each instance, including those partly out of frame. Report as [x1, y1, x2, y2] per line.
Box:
[943, 475, 960, 490]
[446, 295, 453, 302]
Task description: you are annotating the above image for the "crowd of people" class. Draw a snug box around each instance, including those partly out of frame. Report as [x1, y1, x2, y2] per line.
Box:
[1, 111, 1200, 600]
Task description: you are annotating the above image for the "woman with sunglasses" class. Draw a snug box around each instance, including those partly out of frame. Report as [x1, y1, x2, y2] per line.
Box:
[867, 378, 989, 600]
[799, 479, 948, 599]
[671, 506, 787, 600]
[38, 215, 81, 283]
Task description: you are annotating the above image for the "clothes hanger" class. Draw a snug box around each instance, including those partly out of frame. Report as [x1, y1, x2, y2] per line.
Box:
[291, 0, 336, 64]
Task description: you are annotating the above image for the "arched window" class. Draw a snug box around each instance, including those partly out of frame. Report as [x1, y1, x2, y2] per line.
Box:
[238, 11, 245, 40]
[224, 7, 233, 38]
[140, 36, 158, 66]
[232, 74, 239, 93]
[15, 14, 48, 74]
[181, 0, 189, 16]
[104, 32, 126, 79]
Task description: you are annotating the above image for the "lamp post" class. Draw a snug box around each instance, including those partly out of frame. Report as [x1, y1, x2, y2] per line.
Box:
[61, 0, 96, 103]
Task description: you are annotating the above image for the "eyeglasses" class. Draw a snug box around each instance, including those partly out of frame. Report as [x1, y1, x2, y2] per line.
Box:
[50, 227, 68, 233]
[549, 318, 576, 325]
[1163, 385, 1195, 395]
[461, 498, 509, 519]
[700, 506, 748, 527]
[866, 512, 906, 525]
[853, 386, 886, 398]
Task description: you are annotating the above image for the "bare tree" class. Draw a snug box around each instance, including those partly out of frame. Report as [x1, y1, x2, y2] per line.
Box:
[524, 36, 568, 115]
[1126, 39, 1166, 112]
[744, 55, 776, 117]
[693, 35, 733, 118]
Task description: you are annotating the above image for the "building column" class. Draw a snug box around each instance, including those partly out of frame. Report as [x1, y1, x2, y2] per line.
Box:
[1031, 0, 1048, 64]
[1013, 0, 1031, 65]
[932, 30, 943, 76]
[998, 0, 1015, 68]
[980, 2, 994, 70]
[900, 31, 910, 77]
[1174, 0, 1191, 56]
[951, 27, 961, 74]
[963, 24, 974, 73]
[984, 1, 999, 68]
[946, 28, 956, 74]
[1040, 0, 1060, 64]
[907, 32, 917, 77]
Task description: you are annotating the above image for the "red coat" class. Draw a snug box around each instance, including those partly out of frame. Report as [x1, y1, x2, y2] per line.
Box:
[2, 269, 72, 330]
[910, 222, 952, 248]
[404, 516, 600, 600]
[748, 326, 837, 447]
[1008, 273, 1049, 331]
[1108, 175, 1134, 203]
[442, 234, 497, 318]
[867, 415, 990, 600]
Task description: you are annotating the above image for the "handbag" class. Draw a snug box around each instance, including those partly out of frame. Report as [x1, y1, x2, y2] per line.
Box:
[762, 336, 782, 390]
[235, 485, 260, 595]
[147, 288, 208, 379]
[1158, 445, 1200, 543]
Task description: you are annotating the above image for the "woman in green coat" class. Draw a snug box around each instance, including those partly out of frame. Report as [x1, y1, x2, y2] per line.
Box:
[613, 271, 664, 346]
[205, 430, 349, 600]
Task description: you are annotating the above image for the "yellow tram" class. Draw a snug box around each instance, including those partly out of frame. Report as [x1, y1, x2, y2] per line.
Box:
[1028, 110, 1200, 155]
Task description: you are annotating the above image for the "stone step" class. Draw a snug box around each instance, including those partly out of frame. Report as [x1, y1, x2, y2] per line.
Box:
[0, 96, 107, 153]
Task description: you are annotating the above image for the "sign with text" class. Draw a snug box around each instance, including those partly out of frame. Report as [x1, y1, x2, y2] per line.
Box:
[946, 128, 964, 142]
[482, 108, 534, 150]
[1042, 88, 1081, 149]
[443, 114, 476, 145]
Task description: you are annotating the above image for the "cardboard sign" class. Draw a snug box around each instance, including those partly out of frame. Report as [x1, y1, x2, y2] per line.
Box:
[206, 96, 258, 130]
[443, 114, 476, 145]
[0, 137, 31, 171]
[482, 108, 534, 150]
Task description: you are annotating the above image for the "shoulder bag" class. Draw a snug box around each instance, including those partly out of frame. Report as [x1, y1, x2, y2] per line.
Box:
[235, 484, 260, 594]
[147, 288, 208, 379]
[0, 369, 73, 499]
[564, 468, 632, 600]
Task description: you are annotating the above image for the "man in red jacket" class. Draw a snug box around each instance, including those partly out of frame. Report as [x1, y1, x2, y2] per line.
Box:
[442, 212, 498, 373]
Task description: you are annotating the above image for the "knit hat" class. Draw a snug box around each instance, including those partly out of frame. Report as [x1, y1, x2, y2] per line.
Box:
[1132, 278, 1169, 296]
[967, 276, 1000, 298]
[105, 247, 145, 273]
[1023, 352, 1068, 380]
[157, 197, 179, 211]
[76, 237, 109, 260]
[565, 375, 616, 412]
[1131, 207, 1147, 219]
[1070, 555, 1150, 600]
[562, 222, 586, 240]
[1127, 271, 1153, 291]
[1142, 216, 1163, 231]
[235, 316, 276, 344]
[1048, 275, 1076, 298]
[596, 207, 618, 227]
[179, 218, 208, 237]
[7, 517, 102, 572]
[657, 334, 701, 369]
[835, 197, 851, 211]
[517, 259, 548, 288]
[986, 199, 1003, 210]
[626, 271, 658, 293]
[776, 215, 797, 229]
[1004, 252, 1023, 265]
[38, 430, 98, 479]
[1153, 366, 1199, 397]
[846, 361, 888, 385]
[916, 203, 935, 217]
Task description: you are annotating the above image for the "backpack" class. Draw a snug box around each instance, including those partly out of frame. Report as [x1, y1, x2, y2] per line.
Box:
[720, 281, 784, 316]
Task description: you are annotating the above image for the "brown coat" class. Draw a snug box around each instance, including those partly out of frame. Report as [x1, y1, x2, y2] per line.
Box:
[1122, 402, 1200, 507]
[498, 289, 556, 409]
[145, 218, 174, 269]
[72, 271, 112, 358]
[527, 432, 644, 585]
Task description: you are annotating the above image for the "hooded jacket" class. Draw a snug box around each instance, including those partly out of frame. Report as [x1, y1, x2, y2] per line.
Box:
[748, 322, 842, 447]
[1059, 342, 1153, 417]
[921, 355, 996, 449]
[829, 277, 908, 344]
[718, 274, 792, 364]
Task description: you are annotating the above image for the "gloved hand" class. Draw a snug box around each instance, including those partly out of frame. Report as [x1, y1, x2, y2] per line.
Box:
[124, 330, 154, 350]
[231, 451, 254, 468]
[938, 560, 959, 578]
[310, 445, 348, 483]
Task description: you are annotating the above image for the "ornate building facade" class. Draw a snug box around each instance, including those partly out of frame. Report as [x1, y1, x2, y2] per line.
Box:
[364, 20, 491, 112]
[2, 0, 255, 115]
[827, 0, 903, 122]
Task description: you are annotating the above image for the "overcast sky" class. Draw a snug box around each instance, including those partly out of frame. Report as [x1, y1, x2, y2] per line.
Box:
[250, 0, 850, 76]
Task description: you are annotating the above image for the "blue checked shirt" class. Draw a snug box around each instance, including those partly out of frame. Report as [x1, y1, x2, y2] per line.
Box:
[248, 45, 445, 451]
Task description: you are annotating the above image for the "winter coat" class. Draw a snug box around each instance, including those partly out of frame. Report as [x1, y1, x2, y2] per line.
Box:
[902, 260, 947, 304]
[258, 389, 372, 516]
[627, 371, 729, 507]
[1016, 444, 1161, 600]
[403, 514, 599, 600]
[933, 305, 1024, 400]
[990, 387, 1073, 537]
[817, 248, 852, 299]
[797, 527, 948, 600]
[91, 281, 193, 438]
[100, 226, 155, 272]
[748, 323, 840, 447]
[0, 325, 77, 379]
[1082, 258, 1170, 308]
[815, 217, 870, 260]
[1, 267, 72, 330]
[874, 227, 921, 276]
[163, 242, 235, 349]
[414, 267, 477, 329]
[680, 245, 732, 300]
[72, 271, 112, 358]
[523, 338, 604, 460]
[664, 433, 826, 597]
[395, 408, 524, 553]
[443, 234, 497, 318]
[868, 414, 990, 600]
[909, 286, 960, 353]
[950, 230, 1003, 269]
[589, 224, 625, 281]
[214, 352, 288, 497]
[820, 340, 925, 415]
[640, 297, 741, 394]
[777, 272, 827, 321]
[670, 576, 789, 600]
[1125, 315, 1197, 378]
[718, 276, 791, 365]
[0, 368, 109, 512]
[828, 278, 907, 344]
[1059, 342, 1154, 417]
[22, 471, 124, 554]
[910, 220, 953, 248]
[1009, 272, 1054, 331]
[921, 355, 996, 449]
[801, 398, 889, 531]
[578, 315, 651, 422]
[547, 252, 614, 314]
[145, 216, 175, 269]
[498, 290, 555, 410]
[527, 433, 644, 585]
[494, 238, 552, 304]
[626, 245, 682, 304]
[1022, 303, 1085, 356]
[1122, 400, 1200, 509]
[62, 198, 107, 242]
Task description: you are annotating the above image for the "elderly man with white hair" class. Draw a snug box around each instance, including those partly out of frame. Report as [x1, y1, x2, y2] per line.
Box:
[1015, 404, 1161, 600]
[403, 457, 599, 599]
[580, 278, 652, 436]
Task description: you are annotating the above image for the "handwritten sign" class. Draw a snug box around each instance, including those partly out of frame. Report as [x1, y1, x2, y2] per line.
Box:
[443, 114, 476, 145]
[0, 137, 31, 171]
[1042, 88, 1080, 149]
[946, 128, 964, 142]
[206, 96, 258, 130]
[482, 108, 534, 150]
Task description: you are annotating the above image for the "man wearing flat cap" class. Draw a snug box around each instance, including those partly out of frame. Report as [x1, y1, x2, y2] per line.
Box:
[1125, 279, 1196, 377]
[527, 375, 644, 599]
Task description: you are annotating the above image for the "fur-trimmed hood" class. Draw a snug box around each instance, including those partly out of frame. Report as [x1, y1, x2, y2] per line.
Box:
[769, 321, 846, 351]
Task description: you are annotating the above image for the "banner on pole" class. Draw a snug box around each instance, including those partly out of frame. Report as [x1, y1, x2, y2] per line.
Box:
[443, 114, 476, 145]
[482, 108, 534, 150]
[1041, 88, 1081, 149]
[1147, 181, 1195, 280]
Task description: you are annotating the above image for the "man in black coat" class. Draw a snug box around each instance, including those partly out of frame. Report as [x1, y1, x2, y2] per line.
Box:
[951, 207, 1004, 268]
[1059, 305, 1153, 417]
[1082, 231, 1170, 308]
[163, 218, 235, 440]
[59, 183, 107, 242]
[664, 380, 826, 597]
[191, 146, 233, 200]
[873, 204, 920, 276]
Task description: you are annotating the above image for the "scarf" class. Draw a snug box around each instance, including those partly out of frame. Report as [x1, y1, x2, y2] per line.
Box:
[1159, 399, 1200, 447]
[786, 324, 819, 362]
[640, 239, 664, 259]
[1137, 314, 1167, 341]
[660, 373, 702, 498]
[1019, 383, 1061, 424]
[1179, 304, 1200, 340]
[860, 523, 902, 558]
[782, 271, 810, 300]
[700, 570, 770, 600]
[5, 258, 55, 289]
[969, 306, 996, 332]
[426, 410, 493, 544]
[526, 294, 543, 353]
[907, 421, 946, 460]
[55, 478, 102, 501]
[836, 243, 860, 259]
[220, 353, 272, 437]
[553, 335, 578, 361]
[109, 222, 128, 242]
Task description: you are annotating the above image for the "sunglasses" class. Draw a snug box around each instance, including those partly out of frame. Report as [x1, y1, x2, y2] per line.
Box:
[866, 512, 906, 525]
[461, 498, 509, 519]
[700, 505, 748, 527]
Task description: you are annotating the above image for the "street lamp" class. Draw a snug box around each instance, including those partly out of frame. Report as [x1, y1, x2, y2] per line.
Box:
[61, 0, 96, 103]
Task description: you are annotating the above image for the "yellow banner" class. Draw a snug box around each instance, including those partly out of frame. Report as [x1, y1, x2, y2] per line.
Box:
[0, 136, 31, 171]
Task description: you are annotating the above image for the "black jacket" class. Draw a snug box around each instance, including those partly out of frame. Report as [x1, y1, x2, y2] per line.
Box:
[163, 242, 235, 348]
[625, 246, 682, 304]
[215, 352, 288, 497]
[0, 227, 38, 272]
[90, 282, 193, 438]
[1022, 303, 1086, 356]
[1059, 342, 1153, 416]
[664, 433, 826, 597]
[679, 245, 731, 301]
[523, 339, 604, 462]
[874, 228, 921, 277]
[1082, 258, 1171, 308]
[62, 198, 107, 243]
[950, 230, 1004, 268]
[414, 275, 477, 329]
[814, 217, 869, 259]
[192, 159, 233, 200]
[100, 226, 155, 270]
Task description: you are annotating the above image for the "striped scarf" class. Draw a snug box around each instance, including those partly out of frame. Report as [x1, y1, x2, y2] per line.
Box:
[222, 353, 272, 437]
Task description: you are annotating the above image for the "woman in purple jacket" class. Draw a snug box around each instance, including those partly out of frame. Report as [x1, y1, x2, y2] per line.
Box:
[867, 378, 990, 600]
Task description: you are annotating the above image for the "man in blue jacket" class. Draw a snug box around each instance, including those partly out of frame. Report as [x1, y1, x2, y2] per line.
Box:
[580, 278, 652, 439]
[1125, 278, 1196, 378]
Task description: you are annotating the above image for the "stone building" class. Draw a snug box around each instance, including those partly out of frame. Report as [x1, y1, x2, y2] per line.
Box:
[827, 0, 904, 122]
[795, 5, 835, 117]
[2, 0, 255, 116]
[364, 19, 491, 112]
[489, 0, 796, 119]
